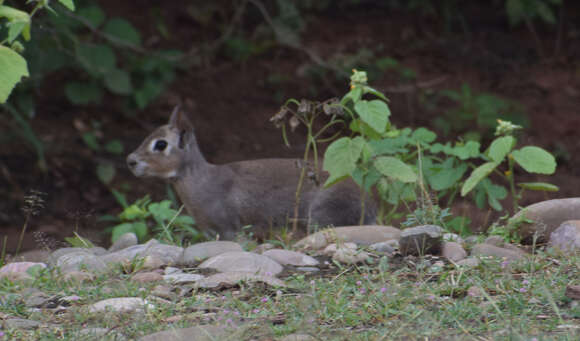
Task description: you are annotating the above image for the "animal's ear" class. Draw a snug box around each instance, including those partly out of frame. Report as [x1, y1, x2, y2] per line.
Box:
[168, 105, 195, 148]
[168, 105, 193, 131]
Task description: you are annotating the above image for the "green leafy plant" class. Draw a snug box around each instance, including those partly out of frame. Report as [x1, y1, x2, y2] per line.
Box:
[460, 119, 557, 213]
[106, 195, 201, 246]
[308, 70, 557, 228]
[0, 0, 75, 103]
[271, 97, 346, 233]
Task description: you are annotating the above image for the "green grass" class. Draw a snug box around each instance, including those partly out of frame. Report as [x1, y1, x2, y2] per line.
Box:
[0, 248, 579, 340]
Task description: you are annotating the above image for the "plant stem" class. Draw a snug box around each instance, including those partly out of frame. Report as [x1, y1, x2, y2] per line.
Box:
[508, 155, 518, 214]
[16, 214, 30, 256]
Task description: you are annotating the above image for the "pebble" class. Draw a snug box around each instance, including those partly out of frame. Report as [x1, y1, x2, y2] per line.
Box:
[199, 251, 283, 276]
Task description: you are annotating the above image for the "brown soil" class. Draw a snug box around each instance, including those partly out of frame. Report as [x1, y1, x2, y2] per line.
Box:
[1, 2, 579, 251]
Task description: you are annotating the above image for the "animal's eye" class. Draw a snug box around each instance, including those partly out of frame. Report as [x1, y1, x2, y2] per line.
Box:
[153, 140, 168, 151]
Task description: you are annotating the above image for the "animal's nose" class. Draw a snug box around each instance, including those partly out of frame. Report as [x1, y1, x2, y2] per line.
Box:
[127, 154, 138, 168]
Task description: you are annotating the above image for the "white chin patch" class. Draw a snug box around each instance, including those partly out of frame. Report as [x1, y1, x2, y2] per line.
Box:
[130, 164, 147, 177]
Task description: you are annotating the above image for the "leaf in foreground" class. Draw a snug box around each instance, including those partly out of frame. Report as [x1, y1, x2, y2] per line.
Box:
[0, 45, 29, 103]
[461, 161, 499, 196]
[323, 137, 365, 187]
[512, 146, 556, 174]
[374, 156, 417, 183]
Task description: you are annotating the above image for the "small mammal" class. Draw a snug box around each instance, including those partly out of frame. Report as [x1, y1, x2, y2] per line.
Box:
[127, 107, 376, 239]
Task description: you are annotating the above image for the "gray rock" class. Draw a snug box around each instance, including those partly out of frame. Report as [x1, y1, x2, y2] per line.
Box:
[3, 318, 41, 329]
[549, 220, 580, 252]
[262, 249, 319, 266]
[323, 242, 357, 256]
[0, 261, 46, 275]
[100, 240, 182, 267]
[512, 198, 580, 243]
[333, 247, 370, 264]
[76, 327, 127, 340]
[295, 225, 401, 250]
[163, 273, 205, 284]
[443, 233, 464, 244]
[471, 243, 525, 261]
[164, 267, 182, 275]
[89, 247, 108, 256]
[131, 272, 163, 283]
[49, 247, 93, 265]
[195, 271, 286, 289]
[296, 267, 320, 273]
[253, 243, 275, 254]
[6, 249, 50, 263]
[280, 334, 318, 341]
[370, 239, 399, 254]
[455, 257, 480, 267]
[0, 271, 33, 281]
[23, 291, 51, 308]
[88, 297, 153, 313]
[399, 225, 443, 256]
[179, 241, 243, 265]
[139, 325, 229, 341]
[56, 251, 108, 274]
[484, 235, 505, 247]
[109, 233, 138, 252]
[464, 235, 481, 245]
[199, 251, 283, 276]
[441, 241, 467, 262]
[151, 285, 173, 300]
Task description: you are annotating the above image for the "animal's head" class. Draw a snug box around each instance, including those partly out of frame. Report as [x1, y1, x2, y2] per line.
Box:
[127, 106, 196, 179]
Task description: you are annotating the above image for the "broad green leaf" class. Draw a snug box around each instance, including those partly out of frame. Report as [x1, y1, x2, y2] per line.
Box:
[0, 45, 29, 103]
[134, 78, 163, 109]
[97, 162, 115, 185]
[104, 68, 132, 95]
[368, 136, 409, 155]
[120, 205, 149, 221]
[354, 99, 390, 134]
[482, 179, 508, 211]
[65, 81, 103, 105]
[323, 136, 365, 187]
[430, 141, 480, 160]
[512, 146, 556, 174]
[411, 127, 437, 144]
[488, 136, 515, 162]
[104, 18, 142, 46]
[105, 140, 124, 154]
[362, 85, 389, 102]
[423, 158, 468, 191]
[461, 161, 499, 196]
[78, 5, 105, 27]
[7, 21, 28, 43]
[58, 0, 76, 11]
[351, 166, 381, 193]
[111, 222, 147, 242]
[81, 132, 100, 151]
[518, 182, 559, 192]
[374, 156, 417, 183]
[0, 6, 29, 21]
[341, 86, 362, 106]
[75, 43, 116, 76]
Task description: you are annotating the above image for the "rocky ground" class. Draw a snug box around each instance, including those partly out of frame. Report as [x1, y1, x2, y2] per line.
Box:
[0, 198, 579, 339]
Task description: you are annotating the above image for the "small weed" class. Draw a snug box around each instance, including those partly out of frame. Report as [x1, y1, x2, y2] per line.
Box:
[104, 195, 202, 246]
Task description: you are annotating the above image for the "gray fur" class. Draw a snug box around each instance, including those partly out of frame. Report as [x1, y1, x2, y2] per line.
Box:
[127, 107, 376, 239]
